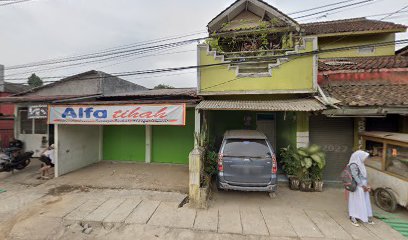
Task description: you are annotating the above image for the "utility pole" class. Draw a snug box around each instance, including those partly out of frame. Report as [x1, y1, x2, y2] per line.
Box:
[0, 64, 4, 92]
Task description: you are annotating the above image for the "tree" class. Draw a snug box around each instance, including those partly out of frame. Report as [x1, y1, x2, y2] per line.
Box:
[153, 84, 175, 89]
[27, 73, 43, 88]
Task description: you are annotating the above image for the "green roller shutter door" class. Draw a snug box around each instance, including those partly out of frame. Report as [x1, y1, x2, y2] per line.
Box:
[152, 109, 194, 164]
[103, 125, 145, 161]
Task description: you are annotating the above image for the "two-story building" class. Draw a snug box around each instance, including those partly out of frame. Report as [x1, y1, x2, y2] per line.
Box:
[194, 0, 407, 182]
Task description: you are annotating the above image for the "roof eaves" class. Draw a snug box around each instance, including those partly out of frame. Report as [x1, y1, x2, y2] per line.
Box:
[13, 70, 99, 96]
[207, 0, 299, 32]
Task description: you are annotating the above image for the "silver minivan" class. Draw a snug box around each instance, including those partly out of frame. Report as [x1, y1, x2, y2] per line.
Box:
[216, 130, 277, 192]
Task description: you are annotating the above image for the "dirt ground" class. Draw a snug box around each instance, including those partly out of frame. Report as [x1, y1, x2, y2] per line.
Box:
[51, 161, 189, 193]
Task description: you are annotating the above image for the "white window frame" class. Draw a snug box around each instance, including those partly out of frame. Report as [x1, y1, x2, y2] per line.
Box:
[18, 108, 47, 135]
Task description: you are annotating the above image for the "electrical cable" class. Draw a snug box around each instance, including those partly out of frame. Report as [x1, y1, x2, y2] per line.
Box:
[0, 0, 31, 6]
[380, 4, 408, 20]
[288, 0, 361, 15]
[3, 38, 408, 87]
[293, 0, 375, 19]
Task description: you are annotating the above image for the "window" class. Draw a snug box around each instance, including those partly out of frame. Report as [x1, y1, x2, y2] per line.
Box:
[34, 118, 47, 134]
[19, 110, 33, 134]
[223, 139, 270, 157]
[385, 144, 408, 178]
[19, 108, 47, 135]
[358, 46, 375, 55]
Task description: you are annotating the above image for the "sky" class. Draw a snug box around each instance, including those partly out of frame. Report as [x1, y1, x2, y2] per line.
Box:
[0, 0, 407, 89]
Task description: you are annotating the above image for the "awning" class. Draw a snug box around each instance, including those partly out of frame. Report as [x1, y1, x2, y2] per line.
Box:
[196, 99, 326, 111]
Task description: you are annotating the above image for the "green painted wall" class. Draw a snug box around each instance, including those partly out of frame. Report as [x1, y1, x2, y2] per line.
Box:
[318, 33, 395, 58]
[208, 111, 257, 147]
[276, 112, 297, 154]
[151, 109, 195, 164]
[207, 110, 297, 158]
[103, 125, 145, 161]
[199, 39, 316, 94]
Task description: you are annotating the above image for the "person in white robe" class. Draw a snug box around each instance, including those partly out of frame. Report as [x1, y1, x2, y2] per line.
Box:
[348, 150, 374, 227]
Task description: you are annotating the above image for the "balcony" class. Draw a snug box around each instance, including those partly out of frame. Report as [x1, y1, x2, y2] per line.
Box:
[198, 36, 318, 95]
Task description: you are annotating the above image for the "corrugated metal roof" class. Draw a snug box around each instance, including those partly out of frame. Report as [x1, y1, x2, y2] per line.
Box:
[196, 99, 326, 111]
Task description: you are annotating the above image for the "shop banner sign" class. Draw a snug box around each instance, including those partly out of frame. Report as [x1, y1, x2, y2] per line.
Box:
[28, 105, 48, 119]
[48, 104, 186, 125]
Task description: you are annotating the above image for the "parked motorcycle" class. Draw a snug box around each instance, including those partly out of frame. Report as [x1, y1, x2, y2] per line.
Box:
[0, 148, 34, 172]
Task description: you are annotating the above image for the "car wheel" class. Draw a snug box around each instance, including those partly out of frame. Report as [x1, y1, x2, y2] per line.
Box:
[374, 188, 397, 212]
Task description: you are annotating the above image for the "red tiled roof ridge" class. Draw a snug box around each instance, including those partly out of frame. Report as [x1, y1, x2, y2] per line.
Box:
[320, 55, 408, 60]
[301, 17, 367, 26]
[324, 81, 408, 87]
[318, 55, 408, 71]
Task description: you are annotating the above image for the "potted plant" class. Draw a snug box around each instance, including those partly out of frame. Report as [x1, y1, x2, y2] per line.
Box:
[308, 145, 326, 192]
[280, 146, 301, 190]
[297, 145, 326, 192]
[297, 148, 313, 192]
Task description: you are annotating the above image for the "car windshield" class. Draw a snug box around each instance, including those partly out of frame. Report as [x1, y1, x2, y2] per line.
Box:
[223, 139, 271, 157]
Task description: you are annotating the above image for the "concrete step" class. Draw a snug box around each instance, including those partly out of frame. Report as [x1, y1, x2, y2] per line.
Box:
[237, 67, 269, 74]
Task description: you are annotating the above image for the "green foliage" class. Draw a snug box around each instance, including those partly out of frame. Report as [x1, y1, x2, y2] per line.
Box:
[195, 126, 218, 187]
[203, 150, 218, 177]
[297, 145, 326, 181]
[27, 73, 43, 88]
[153, 84, 175, 89]
[281, 145, 326, 181]
[205, 37, 222, 52]
[280, 146, 301, 177]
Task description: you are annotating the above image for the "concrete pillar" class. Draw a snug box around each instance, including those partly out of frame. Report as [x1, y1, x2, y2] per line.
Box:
[194, 109, 201, 147]
[98, 126, 103, 161]
[354, 117, 366, 150]
[189, 147, 205, 208]
[54, 124, 59, 177]
[0, 64, 4, 92]
[145, 125, 152, 163]
[296, 112, 309, 148]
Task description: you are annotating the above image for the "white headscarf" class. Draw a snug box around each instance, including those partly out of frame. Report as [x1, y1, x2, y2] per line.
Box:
[348, 150, 370, 178]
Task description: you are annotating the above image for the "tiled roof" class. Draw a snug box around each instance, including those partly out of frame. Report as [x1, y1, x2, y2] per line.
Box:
[4, 82, 30, 94]
[103, 88, 198, 98]
[318, 56, 408, 71]
[301, 18, 406, 35]
[196, 99, 326, 111]
[0, 95, 99, 103]
[396, 45, 408, 56]
[322, 81, 408, 107]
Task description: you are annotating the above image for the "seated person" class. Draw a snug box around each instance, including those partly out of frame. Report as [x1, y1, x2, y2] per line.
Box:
[38, 144, 55, 179]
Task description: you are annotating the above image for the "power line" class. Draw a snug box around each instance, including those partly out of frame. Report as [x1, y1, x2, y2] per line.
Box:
[293, 0, 376, 19]
[5, 32, 206, 71]
[6, 42, 195, 77]
[0, 0, 32, 6]
[6, 37, 206, 71]
[380, 4, 408, 20]
[4, 38, 408, 85]
[288, 0, 361, 15]
[3, 38, 408, 98]
[301, 0, 384, 21]
[6, 48, 196, 80]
